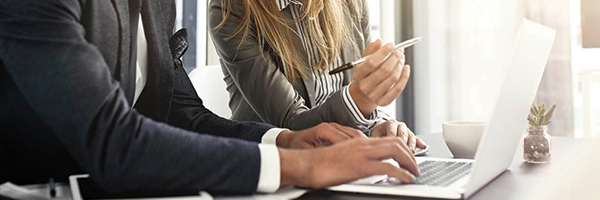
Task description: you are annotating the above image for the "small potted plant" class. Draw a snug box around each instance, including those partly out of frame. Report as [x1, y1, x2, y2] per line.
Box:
[523, 103, 556, 163]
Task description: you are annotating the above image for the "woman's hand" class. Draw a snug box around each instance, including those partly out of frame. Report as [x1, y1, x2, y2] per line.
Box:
[349, 39, 411, 117]
[370, 119, 427, 153]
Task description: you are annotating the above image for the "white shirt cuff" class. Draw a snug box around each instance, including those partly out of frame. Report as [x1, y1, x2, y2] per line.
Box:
[256, 144, 281, 193]
[341, 84, 379, 130]
[261, 128, 287, 144]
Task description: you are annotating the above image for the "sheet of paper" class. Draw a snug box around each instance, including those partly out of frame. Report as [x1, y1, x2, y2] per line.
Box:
[0, 182, 49, 200]
[214, 186, 308, 200]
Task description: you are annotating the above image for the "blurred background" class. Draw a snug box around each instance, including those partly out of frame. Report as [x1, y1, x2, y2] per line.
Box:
[174, 0, 600, 139]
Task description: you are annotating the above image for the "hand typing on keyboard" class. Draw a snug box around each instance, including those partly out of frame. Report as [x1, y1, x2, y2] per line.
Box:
[280, 137, 420, 189]
[374, 161, 473, 186]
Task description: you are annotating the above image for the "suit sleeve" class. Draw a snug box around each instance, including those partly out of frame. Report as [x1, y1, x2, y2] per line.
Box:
[0, 0, 262, 194]
[166, 59, 276, 143]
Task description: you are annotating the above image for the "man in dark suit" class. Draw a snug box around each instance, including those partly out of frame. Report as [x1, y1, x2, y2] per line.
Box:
[0, 0, 419, 195]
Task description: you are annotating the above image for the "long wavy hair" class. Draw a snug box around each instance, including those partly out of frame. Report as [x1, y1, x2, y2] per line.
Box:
[216, 0, 361, 82]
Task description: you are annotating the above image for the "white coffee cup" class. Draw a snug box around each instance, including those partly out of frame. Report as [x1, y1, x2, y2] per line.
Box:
[442, 121, 486, 159]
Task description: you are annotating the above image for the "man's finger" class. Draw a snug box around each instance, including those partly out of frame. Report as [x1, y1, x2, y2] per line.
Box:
[367, 162, 416, 183]
[318, 126, 351, 144]
[366, 140, 419, 176]
[363, 136, 409, 149]
[330, 123, 367, 139]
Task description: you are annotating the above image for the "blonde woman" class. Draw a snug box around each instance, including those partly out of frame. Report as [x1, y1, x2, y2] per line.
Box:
[208, 0, 426, 151]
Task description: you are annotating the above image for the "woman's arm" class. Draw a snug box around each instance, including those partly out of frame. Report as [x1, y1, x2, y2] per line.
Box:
[209, 0, 375, 132]
[350, 0, 392, 121]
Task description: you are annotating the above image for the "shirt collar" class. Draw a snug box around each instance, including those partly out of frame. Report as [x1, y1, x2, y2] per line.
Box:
[276, 0, 303, 11]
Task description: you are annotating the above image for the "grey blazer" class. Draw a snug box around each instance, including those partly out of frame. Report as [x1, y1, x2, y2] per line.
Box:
[208, 0, 389, 132]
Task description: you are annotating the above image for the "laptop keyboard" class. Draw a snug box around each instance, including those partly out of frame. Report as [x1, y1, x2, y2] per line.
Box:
[378, 160, 472, 186]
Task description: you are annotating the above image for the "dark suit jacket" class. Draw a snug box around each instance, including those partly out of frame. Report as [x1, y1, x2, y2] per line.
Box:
[0, 0, 275, 194]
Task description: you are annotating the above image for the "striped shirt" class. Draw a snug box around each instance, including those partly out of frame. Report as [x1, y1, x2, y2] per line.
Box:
[277, 0, 384, 131]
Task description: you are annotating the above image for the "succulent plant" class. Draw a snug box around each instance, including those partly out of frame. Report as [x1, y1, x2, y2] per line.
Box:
[527, 103, 556, 127]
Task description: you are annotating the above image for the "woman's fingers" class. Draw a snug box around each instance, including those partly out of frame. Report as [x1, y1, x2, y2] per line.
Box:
[397, 124, 409, 146]
[379, 65, 410, 106]
[384, 121, 398, 137]
[355, 49, 406, 105]
[362, 51, 403, 103]
[362, 39, 383, 57]
[395, 122, 417, 152]
[407, 129, 417, 152]
[352, 42, 411, 107]
[372, 121, 398, 137]
[416, 137, 428, 149]
[353, 43, 394, 80]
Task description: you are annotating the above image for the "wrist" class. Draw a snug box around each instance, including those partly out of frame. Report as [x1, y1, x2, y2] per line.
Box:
[276, 130, 294, 148]
[348, 83, 377, 117]
[278, 148, 311, 188]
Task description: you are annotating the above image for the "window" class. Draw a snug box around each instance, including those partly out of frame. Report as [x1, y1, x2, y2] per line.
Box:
[175, 0, 211, 72]
[409, 0, 599, 138]
[571, 0, 600, 138]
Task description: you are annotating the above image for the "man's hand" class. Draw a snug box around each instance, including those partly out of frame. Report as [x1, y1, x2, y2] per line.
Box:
[276, 123, 366, 149]
[279, 137, 420, 189]
[371, 119, 427, 153]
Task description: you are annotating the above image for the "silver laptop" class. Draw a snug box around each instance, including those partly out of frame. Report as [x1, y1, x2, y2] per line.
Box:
[327, 19, 556, 199]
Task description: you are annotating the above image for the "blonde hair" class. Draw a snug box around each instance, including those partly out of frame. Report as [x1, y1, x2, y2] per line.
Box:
[217, 0, 361, 82]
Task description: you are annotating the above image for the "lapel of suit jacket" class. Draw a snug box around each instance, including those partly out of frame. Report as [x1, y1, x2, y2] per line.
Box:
[290, 29, 317, 108]
[341, 47, 354, 85]
[133, 0, 175, 122]
[110, 0, 136, 104]
[299, 69, 317, 108]
[277, 4, 318, 108]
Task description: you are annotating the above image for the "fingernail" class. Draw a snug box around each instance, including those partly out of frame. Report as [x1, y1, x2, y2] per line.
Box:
[395, 51, 402, 58]
[410, 174, 417, 182]
[386, 43, 394, 50]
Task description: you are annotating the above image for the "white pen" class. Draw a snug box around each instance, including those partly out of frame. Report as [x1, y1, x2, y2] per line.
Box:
[329, 37, 423, 75]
